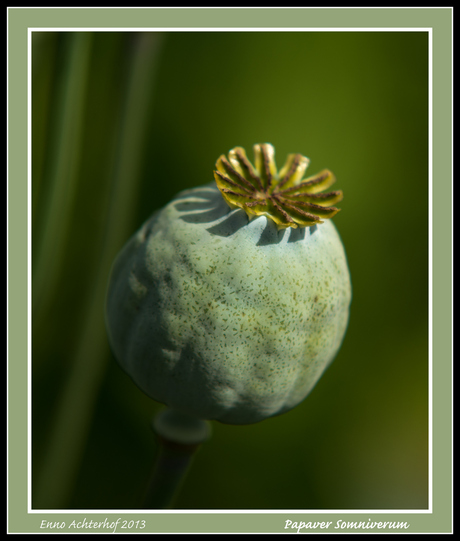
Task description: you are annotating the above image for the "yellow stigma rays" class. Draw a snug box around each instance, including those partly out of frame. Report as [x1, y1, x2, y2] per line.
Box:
[214, 144, 343, 229]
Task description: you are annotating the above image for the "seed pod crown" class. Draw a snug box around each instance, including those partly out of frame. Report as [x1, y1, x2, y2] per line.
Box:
[214, 143, 343, 229]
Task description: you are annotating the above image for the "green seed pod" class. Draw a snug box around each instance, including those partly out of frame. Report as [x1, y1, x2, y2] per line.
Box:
[105, 144, 351, 425]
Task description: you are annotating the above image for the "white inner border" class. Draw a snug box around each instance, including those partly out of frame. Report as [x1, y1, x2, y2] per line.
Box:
[27, 27, 433, 516]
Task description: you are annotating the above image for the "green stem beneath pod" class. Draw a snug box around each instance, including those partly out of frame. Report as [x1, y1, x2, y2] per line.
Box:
[143, 408, 211, 509]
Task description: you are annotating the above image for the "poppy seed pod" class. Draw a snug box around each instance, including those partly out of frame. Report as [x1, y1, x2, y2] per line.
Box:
[105, 144, 351, 425]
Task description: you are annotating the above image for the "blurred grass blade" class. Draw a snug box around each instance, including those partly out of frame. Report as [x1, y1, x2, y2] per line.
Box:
[32, 33, 92, 319]
[35, 32, 164, 509]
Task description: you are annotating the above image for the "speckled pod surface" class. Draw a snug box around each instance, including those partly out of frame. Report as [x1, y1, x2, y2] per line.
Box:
[105, 182, 351, 424]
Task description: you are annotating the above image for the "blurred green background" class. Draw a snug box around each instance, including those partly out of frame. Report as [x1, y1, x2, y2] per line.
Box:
[32, 31, 429, 510]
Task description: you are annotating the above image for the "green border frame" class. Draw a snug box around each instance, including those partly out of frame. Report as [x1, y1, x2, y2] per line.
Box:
[7, 7, 452, 534]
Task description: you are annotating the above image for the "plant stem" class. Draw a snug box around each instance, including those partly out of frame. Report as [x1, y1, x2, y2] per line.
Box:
[33, 32, 92, 319]
[34, 32, 164, 509]
[143, 438, 200, 510]
[143, 408, 211, 509]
